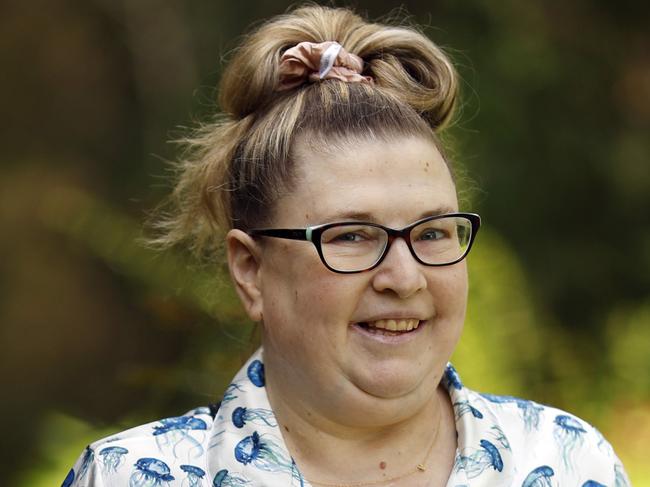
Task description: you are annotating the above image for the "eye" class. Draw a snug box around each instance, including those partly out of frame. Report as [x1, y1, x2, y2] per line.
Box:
[336, 232, 362, 241]
[330, 230, 370, 243]
[417, 228, 447, 241]
[321, 225, 381, 245]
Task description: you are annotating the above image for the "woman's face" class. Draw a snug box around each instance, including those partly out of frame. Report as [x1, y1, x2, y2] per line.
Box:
[249, 135, 467, 424]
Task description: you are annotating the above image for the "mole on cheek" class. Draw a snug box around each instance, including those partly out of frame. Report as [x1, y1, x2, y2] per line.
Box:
[379, 461, 387, 470]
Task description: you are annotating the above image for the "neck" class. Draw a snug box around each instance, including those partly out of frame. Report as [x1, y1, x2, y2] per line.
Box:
[264, 357, 456, 486]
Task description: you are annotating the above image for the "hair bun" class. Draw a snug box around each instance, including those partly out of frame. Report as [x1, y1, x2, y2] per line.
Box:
[219, 7, 457, 129]
[354, 27, 458, 129]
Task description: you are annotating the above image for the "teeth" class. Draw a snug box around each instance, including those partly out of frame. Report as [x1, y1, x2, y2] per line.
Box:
[366, 319, 420, 331]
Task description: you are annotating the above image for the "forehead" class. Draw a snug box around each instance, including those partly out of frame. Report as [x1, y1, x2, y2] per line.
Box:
[274, 135, 458, 226]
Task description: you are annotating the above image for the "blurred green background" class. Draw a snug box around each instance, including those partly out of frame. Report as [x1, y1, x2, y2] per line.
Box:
[2, 0, 648, 485]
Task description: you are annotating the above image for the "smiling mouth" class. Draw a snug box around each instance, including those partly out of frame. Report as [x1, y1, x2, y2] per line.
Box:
[356, 319, 422, 335]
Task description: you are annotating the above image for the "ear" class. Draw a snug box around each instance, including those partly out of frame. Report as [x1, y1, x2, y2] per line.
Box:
[226, 229, 264, 322]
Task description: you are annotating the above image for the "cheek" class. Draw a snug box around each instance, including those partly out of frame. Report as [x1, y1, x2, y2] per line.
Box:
[430, 264, 468, 317]
[260, 244, 360, 335]
[260, 269, 361, 373]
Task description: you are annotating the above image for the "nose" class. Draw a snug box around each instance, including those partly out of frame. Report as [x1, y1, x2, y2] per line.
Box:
[371, 237, 427, 298]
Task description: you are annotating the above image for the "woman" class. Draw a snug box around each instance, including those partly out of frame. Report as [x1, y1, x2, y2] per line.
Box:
[64, 5, 630, 487]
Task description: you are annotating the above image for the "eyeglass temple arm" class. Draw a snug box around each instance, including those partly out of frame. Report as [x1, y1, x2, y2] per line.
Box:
[248, 228, 309, 241]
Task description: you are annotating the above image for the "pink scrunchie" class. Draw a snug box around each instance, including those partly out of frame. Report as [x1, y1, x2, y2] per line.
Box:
[277, 41, 373, 91]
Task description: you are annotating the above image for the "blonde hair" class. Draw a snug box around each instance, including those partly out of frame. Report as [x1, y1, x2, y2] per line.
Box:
[152, 4, 459, 259]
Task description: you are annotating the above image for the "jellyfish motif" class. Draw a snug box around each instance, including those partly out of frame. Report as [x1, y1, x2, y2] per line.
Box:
[582, 482, 605, 487]
[235, 431, 299, 478]
[232, 407, 278, 429]
[615, 464, 630, 487]
[180, 464, 206, 487]
[188, 406, 212, 416]
[481, 394, 544, 431]
[212, 469, 251, 486]
[489, 424, 512, 452]
[445, 364, 463, 390]
[99, 446, 129, 474]
[553, 414, 586, 470]
[104, 434, 125, 444]
[291, 458, 306, 487]
[592, 427, 614, 457]
[77, 446, 95, 481]
[453, 400, 483, 420]
[209, 428, 226, 451]
[247, 360, 265, 387]
[153, 415, 207, 460]
[521, 465, 554, 487]
[454, 439, 503, 479]
[61, 468, 75, 487]
[130, 457, 175, 487]
[222, 382, 246, 406]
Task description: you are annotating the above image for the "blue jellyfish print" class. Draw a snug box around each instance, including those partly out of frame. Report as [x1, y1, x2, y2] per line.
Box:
[518, 401, 543, 430]
[61, 468, 75, 487]
[222, 382, 245, 406]
[445, 364, 463, 390]
[521, 465, 554, 487]
[99, 445, 129, 474]
[453, 400, 483, 420]
[247, 360, 265, 387]
[130, 457, 175, 487]
[615, 464, 630, 487]
[77, 446, 95, 481]
[592, 427, 614, 457]
[104, 434, 125, 444]
[187, 406, 211, 416]
[291, 457, 306, 487]
[481, 394, 544, 431]
[153, 415, 207, 460]
[553, 414, 586, 470]
[180, 464, 206, 487]
[209, 428, 226, 451]
[213, 469, 251, 486]
[235, 431, 298, 477]
[232, 407, 278, 429]
[582, 482, 605, 487]
[489, 424, 511, 452]
[454, 439, 503, 479]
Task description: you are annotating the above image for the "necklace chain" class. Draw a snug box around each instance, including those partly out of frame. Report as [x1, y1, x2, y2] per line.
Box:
[306, 416, 441, 487]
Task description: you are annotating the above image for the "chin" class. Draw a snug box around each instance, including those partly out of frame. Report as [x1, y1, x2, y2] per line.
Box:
[350, 362, 435, 402]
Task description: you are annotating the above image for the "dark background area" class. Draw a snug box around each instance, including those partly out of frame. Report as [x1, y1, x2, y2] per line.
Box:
[1, 0, 648, 485]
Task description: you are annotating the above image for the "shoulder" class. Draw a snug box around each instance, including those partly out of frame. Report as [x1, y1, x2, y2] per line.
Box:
[458, 385, 631, 486]
[63, 406, 217, 487]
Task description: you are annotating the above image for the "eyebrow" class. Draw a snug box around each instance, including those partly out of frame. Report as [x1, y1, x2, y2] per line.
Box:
[318, 206, 458, 224]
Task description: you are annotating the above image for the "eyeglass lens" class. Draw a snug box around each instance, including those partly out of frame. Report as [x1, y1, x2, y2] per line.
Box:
[320, 216, 473, 272]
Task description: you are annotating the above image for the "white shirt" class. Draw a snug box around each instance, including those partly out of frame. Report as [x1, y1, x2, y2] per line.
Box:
[64, 348, 631, 487]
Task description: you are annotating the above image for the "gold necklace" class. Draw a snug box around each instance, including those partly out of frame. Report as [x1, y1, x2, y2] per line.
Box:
[306, 415, 442, 487]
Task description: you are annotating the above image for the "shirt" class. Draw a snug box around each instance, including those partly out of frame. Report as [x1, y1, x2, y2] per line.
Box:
[63, 348, 631, 487]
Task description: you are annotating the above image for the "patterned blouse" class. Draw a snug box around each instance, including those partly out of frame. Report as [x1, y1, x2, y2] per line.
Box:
[63, 348, 631, 487]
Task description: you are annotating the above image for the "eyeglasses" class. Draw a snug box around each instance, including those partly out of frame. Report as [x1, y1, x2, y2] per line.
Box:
[248, 212, 481, 274]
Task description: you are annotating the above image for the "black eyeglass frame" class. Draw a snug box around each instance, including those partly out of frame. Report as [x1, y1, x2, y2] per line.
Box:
[247, 212, 481, 274]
